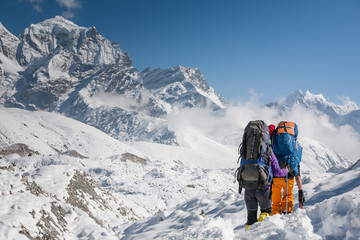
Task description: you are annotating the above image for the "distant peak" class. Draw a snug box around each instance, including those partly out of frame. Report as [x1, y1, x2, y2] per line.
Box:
[173, 65, 186, 71]
[295, 89, 303, 94]
[293, 89, 304, 96]
[173, 65, 200, 75]
[281, 90, 359, 115]
[21, 16, 86, 39]
[33, 16, 81, 30]
[304, 90, 327, 103]
[287, 89, 304, 100]
[46, 15, 77, 25]
[288, 90, 328, 103]
[54, 15, 67, 20]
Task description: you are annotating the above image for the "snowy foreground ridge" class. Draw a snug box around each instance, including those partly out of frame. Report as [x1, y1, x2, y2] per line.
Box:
[1, 107, 360, 240]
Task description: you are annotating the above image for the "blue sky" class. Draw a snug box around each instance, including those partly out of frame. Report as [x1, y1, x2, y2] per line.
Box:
[1, 0, 360, 105]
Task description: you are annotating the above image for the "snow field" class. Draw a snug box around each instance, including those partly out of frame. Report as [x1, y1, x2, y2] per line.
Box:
[1, 107, 359, 239]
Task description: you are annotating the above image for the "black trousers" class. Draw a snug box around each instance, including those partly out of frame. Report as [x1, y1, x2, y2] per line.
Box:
[244, 188, 272, 225]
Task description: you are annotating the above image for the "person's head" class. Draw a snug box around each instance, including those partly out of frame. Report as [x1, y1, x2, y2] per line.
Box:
[268, 124, 276, 136]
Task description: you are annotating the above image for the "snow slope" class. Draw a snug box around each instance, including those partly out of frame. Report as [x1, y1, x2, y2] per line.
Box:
[0, 108, 235, 239]
[1, 107, 359, 239]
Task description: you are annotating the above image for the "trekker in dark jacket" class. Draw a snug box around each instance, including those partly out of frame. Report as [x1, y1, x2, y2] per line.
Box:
[244, 127, 288, 230]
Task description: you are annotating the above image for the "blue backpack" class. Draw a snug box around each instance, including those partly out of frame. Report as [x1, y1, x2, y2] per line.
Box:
[273, 121, 302, 176]
[236, 120, 273, 193]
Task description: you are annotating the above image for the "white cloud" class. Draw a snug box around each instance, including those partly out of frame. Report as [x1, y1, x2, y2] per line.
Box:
[23, 0, 81, 17]
[55, 0, 82, 19]
[32, 4, 42, 12]
[167, 99, 360, 162]
[62, 10, 75, 19]
[24, 0, 43, 12]
[87, 89, 154, 113]
[56, 0, 82, 9]
[282, 105, 360, 161]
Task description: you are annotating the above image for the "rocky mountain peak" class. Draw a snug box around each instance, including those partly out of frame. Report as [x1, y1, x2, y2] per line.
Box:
[0, 21, 20, 60]
[141, 66, 205, 89]
[271, 89, 359, 116]
[1, 17, 225, 145]
[266, 89, 360, 136]
[284, 89, 305, 106]
[42, 15, 80, 28]
[140, 65, 226, 110]
[17, 16, 125, 67]
[176, 65, 210, 91]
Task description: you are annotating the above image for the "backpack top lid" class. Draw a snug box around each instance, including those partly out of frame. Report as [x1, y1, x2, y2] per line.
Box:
[277, 121, 298, 138]
[240, 120, 269, 161]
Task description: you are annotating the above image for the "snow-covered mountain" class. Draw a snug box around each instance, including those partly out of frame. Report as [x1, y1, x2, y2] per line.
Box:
[268, 90, 359, 116]
[2, 16, 360, 145]
[0, 107, 358, 239]
[140, 66, 226, 110]
[0, 16, 226, 145]
[0, 21, 23, 105]
[267, 89, 360, 133]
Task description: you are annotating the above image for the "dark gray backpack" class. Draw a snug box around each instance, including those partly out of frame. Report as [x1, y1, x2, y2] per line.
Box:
[236, 120, 272, 193]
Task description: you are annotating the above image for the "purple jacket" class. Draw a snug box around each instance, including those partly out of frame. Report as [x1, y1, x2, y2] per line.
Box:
[269, 151, 288, 177]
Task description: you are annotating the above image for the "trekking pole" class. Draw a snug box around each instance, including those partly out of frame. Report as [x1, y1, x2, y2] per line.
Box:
[285, 174, 288, 214]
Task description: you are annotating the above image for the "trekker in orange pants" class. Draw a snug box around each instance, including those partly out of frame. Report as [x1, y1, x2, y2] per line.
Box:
[271, 170, 303, 215]
[268, 123, 305, 215]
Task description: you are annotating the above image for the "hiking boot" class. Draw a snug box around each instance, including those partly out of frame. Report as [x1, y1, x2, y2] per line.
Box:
[258, 212, 269, 222]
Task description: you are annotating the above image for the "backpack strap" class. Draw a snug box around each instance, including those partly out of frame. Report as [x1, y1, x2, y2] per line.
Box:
[264, 143, 272, 166]
[235, 166, 243, 194]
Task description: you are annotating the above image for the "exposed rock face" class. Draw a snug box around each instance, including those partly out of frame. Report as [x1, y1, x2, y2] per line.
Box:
[120, 152, 148, 165]
[0, 16, 227, 145]
[0, 143, 39, 157]
[0, 22, 20, 60]
[140, 66, 226, 110]
[3, 163, 140, 240]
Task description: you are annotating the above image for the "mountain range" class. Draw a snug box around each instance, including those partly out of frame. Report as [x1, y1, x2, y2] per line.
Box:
[2, 16, 359, 146]
[267, 90, 360, 133]
[1, 16, 360, 239]
[0, 16, 226, 145]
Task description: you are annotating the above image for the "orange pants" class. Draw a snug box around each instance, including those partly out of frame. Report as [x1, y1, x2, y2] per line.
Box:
[271, 178, 295, 215]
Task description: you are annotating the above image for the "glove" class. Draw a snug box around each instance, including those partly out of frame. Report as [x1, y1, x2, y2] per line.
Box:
[298, 190, 305, 204]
